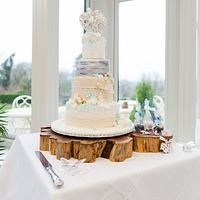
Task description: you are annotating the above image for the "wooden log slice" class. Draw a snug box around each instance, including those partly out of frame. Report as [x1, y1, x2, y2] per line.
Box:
[41, 126, 52, 133]
[40, 132, 51, 151]
[56, 138, 73, 160]
[40, 127, 133, 163]
[73, 139, 106, 163]
[101, 136, 133, 162]
[49, 135, 58, 155]
[40, 126, 54, 151]
[131, 133, 160, 152]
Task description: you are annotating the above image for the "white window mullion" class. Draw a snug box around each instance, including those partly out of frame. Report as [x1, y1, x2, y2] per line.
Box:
[31, 0, 59, 132]
[164, 0, 180, 140]
[178, 0, 196, 142]
[166, 0, 197, 142]
[197, 0, 200, 120]
[195, 0, 200, 145]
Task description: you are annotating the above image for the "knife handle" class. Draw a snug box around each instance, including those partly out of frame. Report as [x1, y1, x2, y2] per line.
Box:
[46, 167, 64, 187]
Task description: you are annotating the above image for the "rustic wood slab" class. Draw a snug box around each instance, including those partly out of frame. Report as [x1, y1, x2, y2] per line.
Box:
[131, 133, 160, 152]
[40, 127, 173, 162]
[101, 136, 133, 162]
[39, 127, 52, 151]
[40, 127, 133, 163]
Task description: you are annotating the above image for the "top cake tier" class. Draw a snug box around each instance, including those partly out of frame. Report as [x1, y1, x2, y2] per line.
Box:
[82, 32, 105, 59]
[80, 8, 106, 59]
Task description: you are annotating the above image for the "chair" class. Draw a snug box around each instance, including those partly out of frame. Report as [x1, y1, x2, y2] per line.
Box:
[12, 95, 32, 109]
[8, 95, 32, 136]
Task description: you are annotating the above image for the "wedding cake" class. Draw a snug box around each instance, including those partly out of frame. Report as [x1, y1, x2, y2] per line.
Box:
[52, 8, 132, 137]
[65, 8, 119, 128]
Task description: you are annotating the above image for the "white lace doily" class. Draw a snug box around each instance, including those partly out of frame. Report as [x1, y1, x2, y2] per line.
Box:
[51, 119, 133, 138]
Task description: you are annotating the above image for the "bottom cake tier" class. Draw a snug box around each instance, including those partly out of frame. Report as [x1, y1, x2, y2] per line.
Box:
[65, 102, 119, 128]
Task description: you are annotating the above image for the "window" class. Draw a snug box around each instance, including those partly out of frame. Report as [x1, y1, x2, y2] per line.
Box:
[118, 0, 166, 102]
[59, 0, 85, 110]
[0, 0, 32, 134]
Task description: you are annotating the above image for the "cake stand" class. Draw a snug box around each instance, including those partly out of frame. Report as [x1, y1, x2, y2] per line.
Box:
[51, 118, 134, 138]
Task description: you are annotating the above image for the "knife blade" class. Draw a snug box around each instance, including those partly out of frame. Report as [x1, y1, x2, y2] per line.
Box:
[35, 151, 64, 187]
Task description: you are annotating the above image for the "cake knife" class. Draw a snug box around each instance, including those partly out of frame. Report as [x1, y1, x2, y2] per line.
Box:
[35, 151, 64, 187]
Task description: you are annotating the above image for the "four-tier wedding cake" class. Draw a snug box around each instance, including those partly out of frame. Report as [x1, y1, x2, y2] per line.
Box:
[65, 8, 119, 128]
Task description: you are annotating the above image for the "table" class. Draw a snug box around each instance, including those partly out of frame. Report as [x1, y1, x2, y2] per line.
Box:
[0, 134, 200, 200]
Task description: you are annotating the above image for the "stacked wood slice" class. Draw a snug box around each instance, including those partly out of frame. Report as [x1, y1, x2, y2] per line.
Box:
[40, 127, 173, 163]
[40, 127, 133, 163]
[130, 132, 173, 153]
[131, 133, 160, 152]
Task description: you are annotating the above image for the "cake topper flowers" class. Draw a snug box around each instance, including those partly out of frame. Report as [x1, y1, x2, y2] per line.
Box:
[79, 8, 106, 33]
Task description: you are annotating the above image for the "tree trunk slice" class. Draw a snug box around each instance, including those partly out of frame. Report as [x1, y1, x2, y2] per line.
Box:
[49, 135, 58, 155]
[73, 139, 106, 162]
[40, 132, 51, 151]
[56, 138, 73, 160]
[101, 136, 133, 162]
[131, 133, 161, 152]
[40, 127, 52, 151]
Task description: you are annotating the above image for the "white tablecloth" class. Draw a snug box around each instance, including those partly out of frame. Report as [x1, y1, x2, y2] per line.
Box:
[0, 133, 200, 200]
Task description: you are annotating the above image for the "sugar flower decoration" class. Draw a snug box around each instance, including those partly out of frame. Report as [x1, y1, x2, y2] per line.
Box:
[79, 8, 106, 33]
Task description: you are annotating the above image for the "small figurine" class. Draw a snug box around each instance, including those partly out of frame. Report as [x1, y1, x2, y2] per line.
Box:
[122, 101, 128, 109]
[143, 99, 154, 130]
[134, 123, 144, 132]
[153, 124, 164, 135]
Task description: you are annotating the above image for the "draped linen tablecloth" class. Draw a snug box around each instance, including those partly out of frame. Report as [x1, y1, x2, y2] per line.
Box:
[0, 133, 200, 200]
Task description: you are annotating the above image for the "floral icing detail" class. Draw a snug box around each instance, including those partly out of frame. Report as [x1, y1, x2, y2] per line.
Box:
[72, 92, 103, 110]
[79, 8, 106, 33]
[74, 94, 87, 105]
[95, 72, 114, 82]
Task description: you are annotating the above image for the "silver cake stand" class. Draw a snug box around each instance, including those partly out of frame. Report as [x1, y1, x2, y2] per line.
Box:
[51, 119, 134, 138]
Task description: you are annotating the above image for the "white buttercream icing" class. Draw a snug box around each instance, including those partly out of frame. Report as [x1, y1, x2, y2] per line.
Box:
[65, 102, 119, 128]
[82, 32, 105, 59]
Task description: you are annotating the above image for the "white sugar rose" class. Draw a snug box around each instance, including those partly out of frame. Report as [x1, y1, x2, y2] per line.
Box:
[80, 8, 106, 33]
[93, 10, 100, 16]
[79, 13, 91, 31]
[92, 17, 105, 33]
